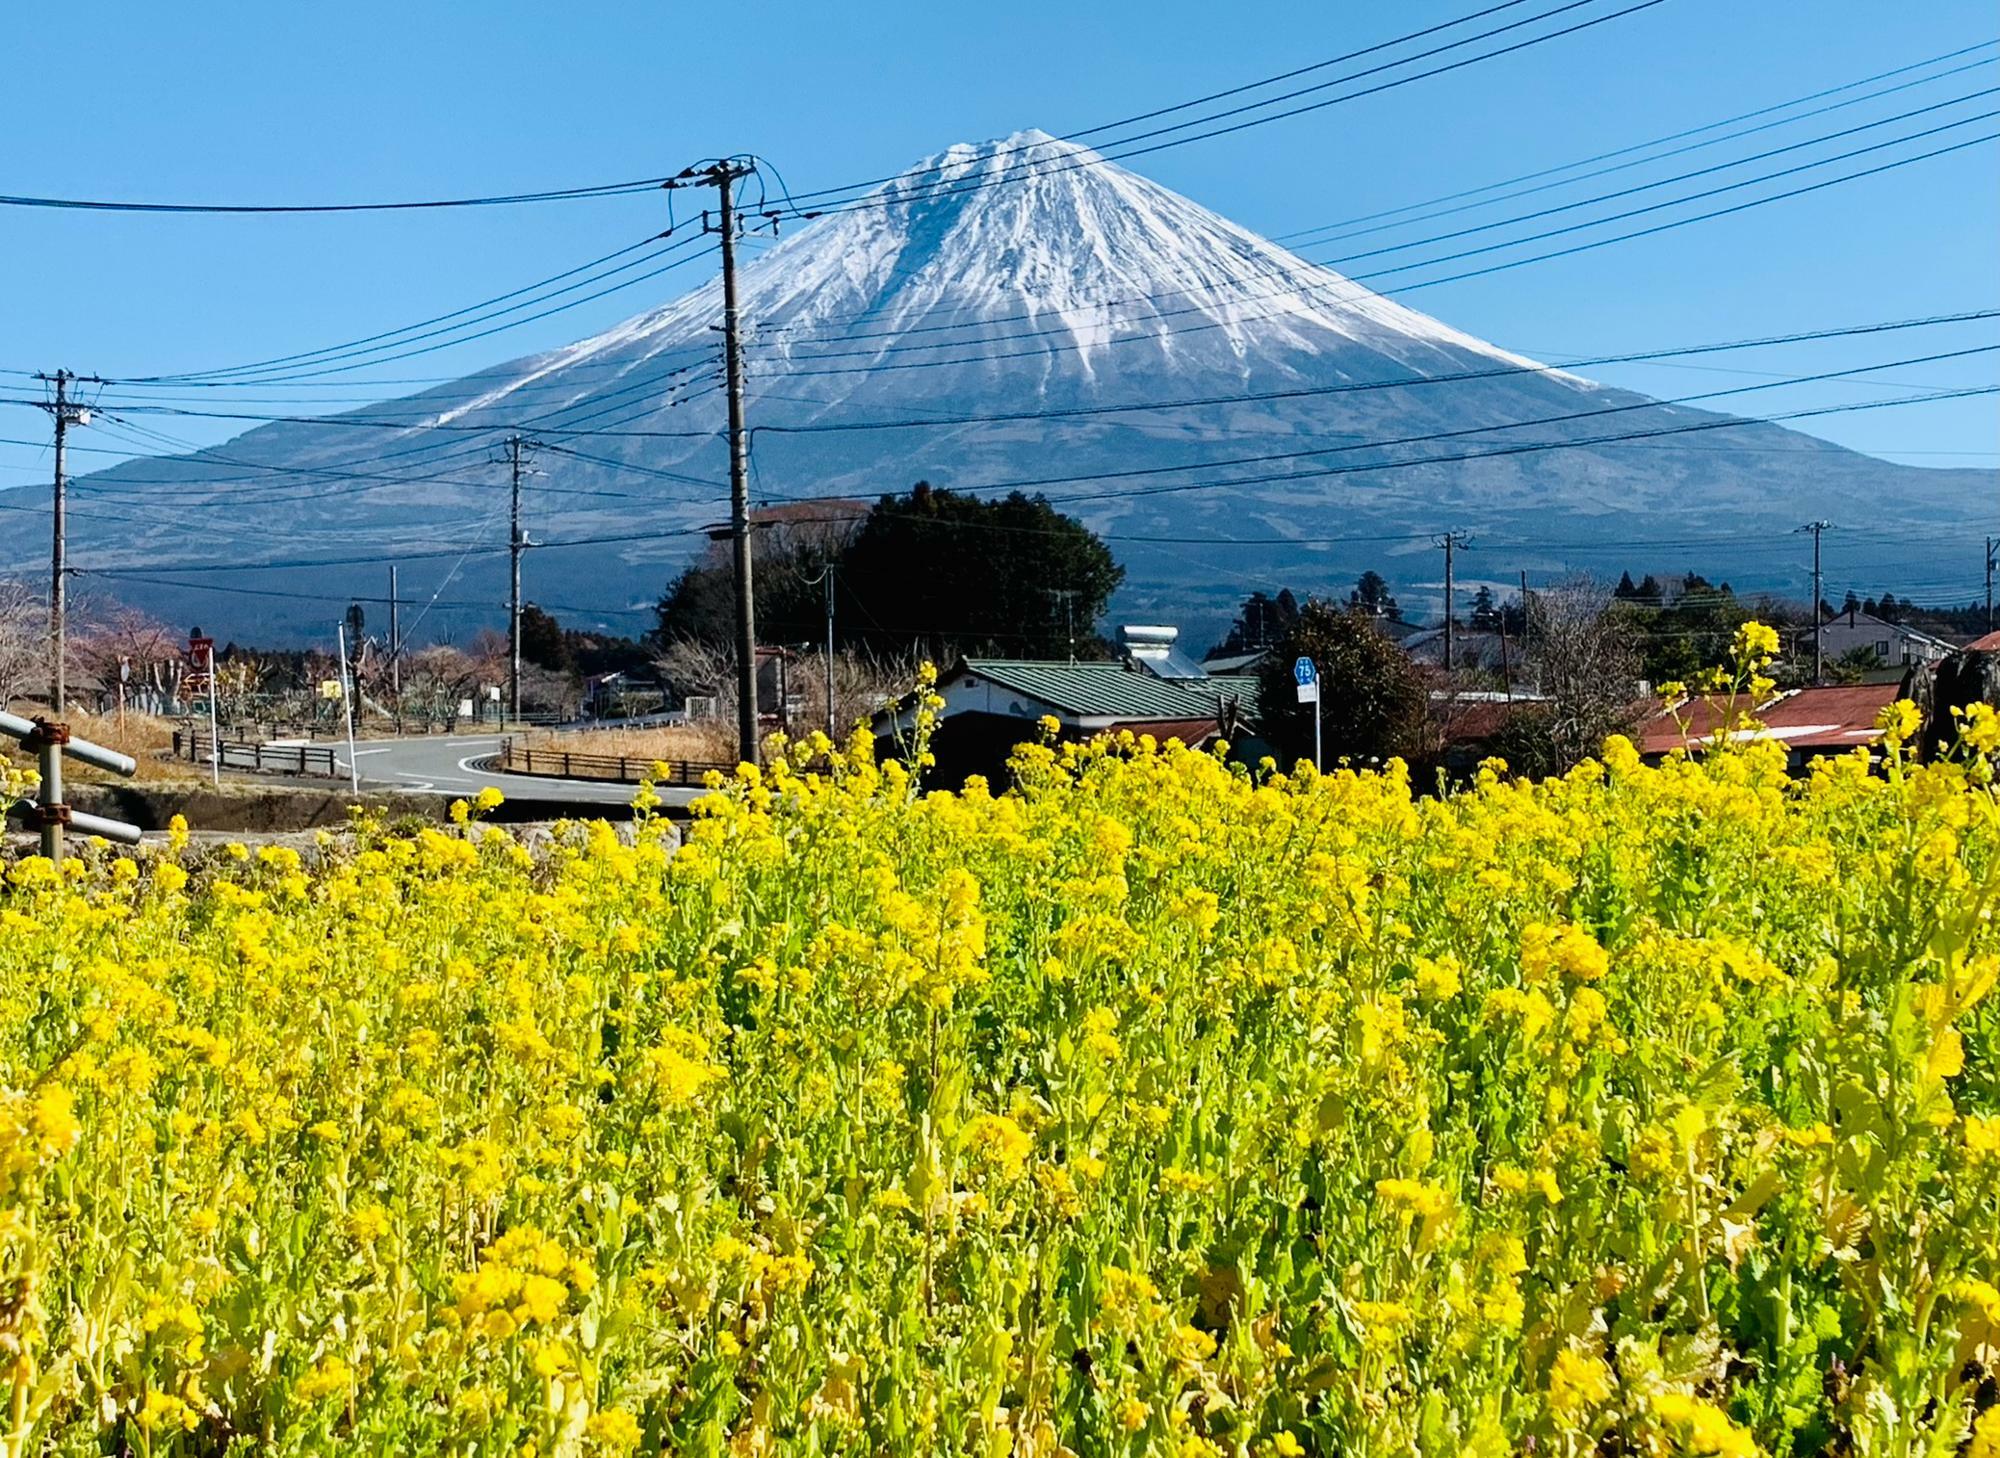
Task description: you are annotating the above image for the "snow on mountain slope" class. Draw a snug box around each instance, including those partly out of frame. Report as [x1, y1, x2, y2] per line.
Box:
[29, 128, 1995, 641]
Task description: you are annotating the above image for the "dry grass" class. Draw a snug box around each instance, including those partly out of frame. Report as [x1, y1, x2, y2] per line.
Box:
[520, 722, 738, 766]
[2, 704, 200, 783]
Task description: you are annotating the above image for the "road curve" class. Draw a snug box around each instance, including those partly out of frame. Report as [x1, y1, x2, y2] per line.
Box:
[337, 735, 709, 811]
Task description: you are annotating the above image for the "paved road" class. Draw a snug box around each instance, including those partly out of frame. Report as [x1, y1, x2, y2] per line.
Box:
[338, 734, 708, 811]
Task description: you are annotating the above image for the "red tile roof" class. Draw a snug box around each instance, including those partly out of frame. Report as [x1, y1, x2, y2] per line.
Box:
[1637, 682, 1903, 757]
[1966, 630, 2000, 653]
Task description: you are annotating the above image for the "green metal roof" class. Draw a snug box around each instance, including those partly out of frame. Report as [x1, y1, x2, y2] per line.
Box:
[959, 659, 1261, 722]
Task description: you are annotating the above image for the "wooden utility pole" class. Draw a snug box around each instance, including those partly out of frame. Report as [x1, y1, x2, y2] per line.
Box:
[1435, 531, 1469, 673]
[36, 371, 91, 713]
[710, 162, 761, 764]
[1986, 535, 1996, 634]
[508, 435, 527, 723]
[1797, 521, 1833, 683]
[388, 564, 402, 700]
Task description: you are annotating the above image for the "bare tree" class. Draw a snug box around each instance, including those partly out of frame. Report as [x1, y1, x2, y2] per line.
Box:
[399, 645, 485, 728]
[653, 638, 918, 743]
[1525, 576, 1642, 772]
[67, 603, 186, 712]
[0, 578, 41, 711]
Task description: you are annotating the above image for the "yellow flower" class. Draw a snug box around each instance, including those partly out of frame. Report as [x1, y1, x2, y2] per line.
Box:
[960, 1112, 1033, 1180]
[586, 1408, 645, 1453]
[1732, 620, 1780, 667]
[1876, 699, 1921, 746]
[1651, 1392, 1758, 1457]
[1547, 1348, 1612, 1417]
[295, 1356, 351, 1404]
[1374, 1177, 1449, 1220]
[1967, 1406, 2000, 1458]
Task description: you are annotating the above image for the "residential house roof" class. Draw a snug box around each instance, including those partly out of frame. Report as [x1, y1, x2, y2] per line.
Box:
[1814, 609, 1954, 649]
[959, 659, 1260, 722]
[1637, 681, 1903, 757]
[1965, 629, 2000, 653]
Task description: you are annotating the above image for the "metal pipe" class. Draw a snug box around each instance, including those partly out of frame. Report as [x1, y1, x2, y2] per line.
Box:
[0, 710, 138, 776]
[38, 735, 61, 862]
[66, 808, 144, 847]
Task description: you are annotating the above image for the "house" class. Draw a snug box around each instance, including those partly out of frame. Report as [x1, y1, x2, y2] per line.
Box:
[876, 626, 1261, 785]
[1635, 681, 1907, 768]
[1813, 608, 1954, 669]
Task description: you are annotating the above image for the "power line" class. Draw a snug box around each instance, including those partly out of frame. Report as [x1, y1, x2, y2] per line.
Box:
[773, 0, 1673, 220]
[120, 233, 677, 384]
[741, 309, 2000, 436]
[749, 123, 2000, 377]
[1273, 40, 2000, 247]
[0, 172, 675, 216]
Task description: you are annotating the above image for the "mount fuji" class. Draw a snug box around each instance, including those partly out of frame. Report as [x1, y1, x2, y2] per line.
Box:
[29, 128, 1995, 643]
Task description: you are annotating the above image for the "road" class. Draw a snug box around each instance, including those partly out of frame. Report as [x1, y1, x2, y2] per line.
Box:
[337, 734, 710, 811]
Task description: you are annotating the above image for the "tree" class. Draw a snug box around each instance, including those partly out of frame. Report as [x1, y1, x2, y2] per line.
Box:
[0, 579, 40, 710]
[67, 603, 185, 711]
[653, 508, 861, 650]
[838, 484, 1123, 660]
[1349, 571, 1400, 619]
[1469, 585, 1500, 631]
[1525, 576, 1640, 771]
[518, 604, 573, 673]
[1209, 589, 1301, 657]
[1257, 599, 1428, 768]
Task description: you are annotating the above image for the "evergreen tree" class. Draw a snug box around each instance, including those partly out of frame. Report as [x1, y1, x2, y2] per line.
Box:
[838, 484, 1123, 660]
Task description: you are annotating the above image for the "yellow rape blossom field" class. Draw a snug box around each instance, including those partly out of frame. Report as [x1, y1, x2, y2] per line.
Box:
[1, 650, 1998, 1456]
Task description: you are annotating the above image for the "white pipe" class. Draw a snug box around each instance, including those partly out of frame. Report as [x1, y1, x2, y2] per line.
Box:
[206, 645, 221, 787]
[336, 623, 360, 794]
[0, 709, 138, 777]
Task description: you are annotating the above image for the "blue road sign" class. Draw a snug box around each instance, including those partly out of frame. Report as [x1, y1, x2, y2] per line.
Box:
[1293, 656, 1317, 685]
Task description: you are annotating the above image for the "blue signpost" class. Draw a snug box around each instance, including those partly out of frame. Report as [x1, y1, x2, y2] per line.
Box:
[1294, 656, 1321, 773]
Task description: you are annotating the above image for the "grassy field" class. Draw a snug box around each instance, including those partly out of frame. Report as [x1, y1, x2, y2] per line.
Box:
[521, 722, 740, 768]
[0, 648, 1996, 1455]
[1, 704, 198, 784]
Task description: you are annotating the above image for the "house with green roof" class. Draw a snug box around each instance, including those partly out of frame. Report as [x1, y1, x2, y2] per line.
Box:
[875, 627, 1262, 784]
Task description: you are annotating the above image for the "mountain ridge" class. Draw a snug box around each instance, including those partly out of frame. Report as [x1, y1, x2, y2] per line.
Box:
[11, 128, 1992, 644]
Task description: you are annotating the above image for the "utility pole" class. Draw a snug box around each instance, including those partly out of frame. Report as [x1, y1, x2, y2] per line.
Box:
[35, 371, 92, 713]
[674, 157, 763, 764]
[1796, 521, 1833, 683]
[507, 435, 528, 724]
[1986, 535, 1996, 634]
[388, 564, 402, 701]
[822, 563, 836, 739]
[1519, 569, 1536, 695]
[1435, 531, 1469, 673]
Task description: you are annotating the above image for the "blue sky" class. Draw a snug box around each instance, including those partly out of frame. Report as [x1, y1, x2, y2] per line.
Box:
[1, 0, 1994, 508]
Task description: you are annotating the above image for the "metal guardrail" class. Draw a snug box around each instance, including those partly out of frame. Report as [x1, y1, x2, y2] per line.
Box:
[495, 737, 732, 787]
[172, 731, 339, 778]
[1, 710, 142, 857]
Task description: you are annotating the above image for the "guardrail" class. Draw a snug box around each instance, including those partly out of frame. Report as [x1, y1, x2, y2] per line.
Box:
[2, 710, 142, 858]
[495, 737, 732, 787]
[172, 731, 339, 778]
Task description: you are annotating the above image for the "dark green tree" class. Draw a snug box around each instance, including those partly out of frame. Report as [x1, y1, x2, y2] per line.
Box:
[518, 603, 573, 672]
[652, 513, 853, 649]
[1209, 589, 1301, 657]
[1349, 571, 1400, 619]
[838, 484, 1123, 660]
[1257, 599, 1429, 768]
